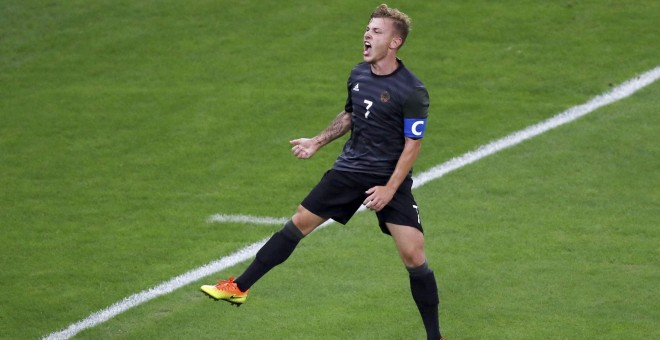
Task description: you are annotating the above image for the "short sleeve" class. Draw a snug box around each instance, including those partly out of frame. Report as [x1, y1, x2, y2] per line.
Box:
[403, 86, 429, 119]
[344, 78, 354, 113]
[403, 87, 429, 139]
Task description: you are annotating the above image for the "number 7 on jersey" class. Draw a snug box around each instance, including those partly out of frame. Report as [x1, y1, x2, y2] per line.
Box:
[364, 99, 373, 118]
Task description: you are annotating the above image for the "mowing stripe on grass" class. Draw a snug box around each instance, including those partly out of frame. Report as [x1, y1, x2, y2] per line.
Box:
[43, 66, 660, 340]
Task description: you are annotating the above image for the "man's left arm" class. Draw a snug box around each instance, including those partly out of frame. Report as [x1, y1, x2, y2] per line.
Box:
[364, 137, 421, 211]
[364, 85, 428, 212]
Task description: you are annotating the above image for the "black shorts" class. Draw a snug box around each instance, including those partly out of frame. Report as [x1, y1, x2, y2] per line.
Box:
[301, 169, 423, 235]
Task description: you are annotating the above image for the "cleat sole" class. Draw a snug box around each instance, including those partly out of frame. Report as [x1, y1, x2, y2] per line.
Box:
[200, 289, 245, 306]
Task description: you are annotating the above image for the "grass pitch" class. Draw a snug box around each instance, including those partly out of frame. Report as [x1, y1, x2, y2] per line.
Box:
[1, 1, 658, 339]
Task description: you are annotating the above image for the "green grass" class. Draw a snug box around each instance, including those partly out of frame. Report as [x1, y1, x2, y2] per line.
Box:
[1, 0, 658, 339]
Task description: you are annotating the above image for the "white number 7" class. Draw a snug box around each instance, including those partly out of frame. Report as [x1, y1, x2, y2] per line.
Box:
[364, 99, 373, 118]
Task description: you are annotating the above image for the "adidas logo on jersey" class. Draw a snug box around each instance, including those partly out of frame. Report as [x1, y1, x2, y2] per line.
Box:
[353, 83, 360, 92]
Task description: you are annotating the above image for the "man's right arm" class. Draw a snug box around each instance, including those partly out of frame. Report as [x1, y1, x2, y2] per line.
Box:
[290, 110, 352, 159]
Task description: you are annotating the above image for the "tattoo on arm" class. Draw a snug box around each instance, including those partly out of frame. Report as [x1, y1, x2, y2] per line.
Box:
[313, 111, 351, 147]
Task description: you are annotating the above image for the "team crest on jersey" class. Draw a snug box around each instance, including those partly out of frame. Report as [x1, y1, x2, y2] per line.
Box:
[380, 91, 390, 103]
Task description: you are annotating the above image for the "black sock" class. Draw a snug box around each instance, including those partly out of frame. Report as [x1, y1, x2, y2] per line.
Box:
[235, 220, 304, 292]
[408, 262, 442, 340]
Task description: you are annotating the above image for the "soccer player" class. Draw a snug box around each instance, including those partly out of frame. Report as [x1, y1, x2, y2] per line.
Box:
[202, 4, 444, 339]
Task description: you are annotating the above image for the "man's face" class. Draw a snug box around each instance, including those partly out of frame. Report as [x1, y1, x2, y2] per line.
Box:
[363, 17, 398, 64]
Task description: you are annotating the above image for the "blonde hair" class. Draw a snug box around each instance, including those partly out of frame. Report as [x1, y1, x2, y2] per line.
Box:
[370, 4, 412, 46]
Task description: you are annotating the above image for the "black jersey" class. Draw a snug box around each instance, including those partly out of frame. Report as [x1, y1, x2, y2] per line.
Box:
[333, 59, 429, 176]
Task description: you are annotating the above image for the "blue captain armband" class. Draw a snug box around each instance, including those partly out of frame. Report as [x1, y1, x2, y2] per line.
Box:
[404, 118, 427, 138]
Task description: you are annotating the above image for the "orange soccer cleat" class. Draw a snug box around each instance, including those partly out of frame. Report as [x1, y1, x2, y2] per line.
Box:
[200, 276, 249, 306]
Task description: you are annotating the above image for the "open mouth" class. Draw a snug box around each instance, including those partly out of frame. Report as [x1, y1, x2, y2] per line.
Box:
[364, 41, 372, 56]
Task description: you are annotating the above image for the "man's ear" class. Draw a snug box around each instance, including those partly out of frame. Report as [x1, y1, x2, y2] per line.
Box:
[389, 36, 403, 50]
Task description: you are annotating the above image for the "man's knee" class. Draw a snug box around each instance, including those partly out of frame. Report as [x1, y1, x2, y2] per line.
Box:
[402, 250, 427, 268]
[388, 223, 427, 267]
[291, 205, 326, 235]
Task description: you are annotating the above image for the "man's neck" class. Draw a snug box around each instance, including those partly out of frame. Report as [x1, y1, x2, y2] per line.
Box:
[370, 56, 400, 76]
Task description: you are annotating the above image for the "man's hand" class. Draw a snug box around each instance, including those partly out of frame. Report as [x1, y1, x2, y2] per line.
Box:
[363, 186, 396, 212]
[290, 138, 319, 159]
[290, 111, 351, 160]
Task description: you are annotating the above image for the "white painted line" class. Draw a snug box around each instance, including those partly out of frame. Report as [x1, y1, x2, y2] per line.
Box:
[43, 239, 268, 340]
[43, 66, 660, 340]
[414, 67, 660, 188]
[207, 214, 289, 225]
